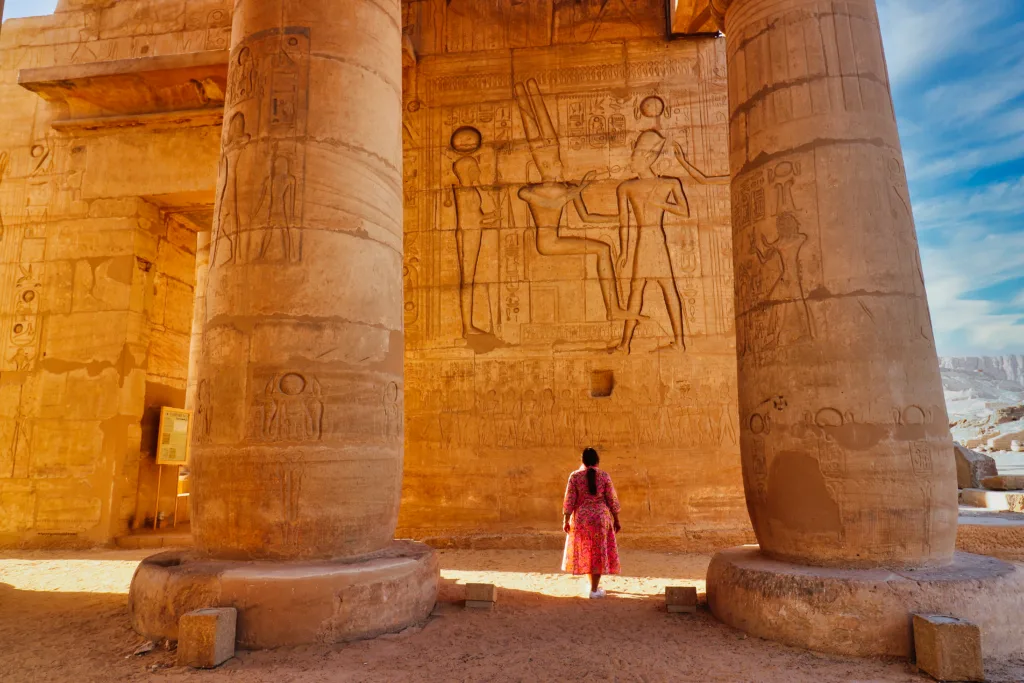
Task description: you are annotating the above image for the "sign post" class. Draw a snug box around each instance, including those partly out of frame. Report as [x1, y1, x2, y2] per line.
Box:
[154, 408, 192, 529]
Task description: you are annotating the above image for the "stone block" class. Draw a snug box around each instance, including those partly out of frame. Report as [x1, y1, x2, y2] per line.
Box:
[959, 488, 1024, 513]
[176, 608, 236, 669]
[665, 586, 698, 613]
[988, 430, 1024, 451]
[912, 614, 984, 682]
[953, 445, 998, 489]
[981, 475, 1024, 491]
[465, 583, 497, 610]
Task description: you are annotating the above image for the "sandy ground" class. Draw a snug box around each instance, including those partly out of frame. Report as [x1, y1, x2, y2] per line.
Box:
[2, 548, 1022, 682]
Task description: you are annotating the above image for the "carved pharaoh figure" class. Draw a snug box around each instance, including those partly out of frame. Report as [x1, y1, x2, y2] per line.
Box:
[451, 133, 499, 337]
[253, 152, 300, 263]
[513, 79, 634, 323]
[615, 130, 689, 352]
[212, 112, 251, 267]
[751, 211, 813, 349]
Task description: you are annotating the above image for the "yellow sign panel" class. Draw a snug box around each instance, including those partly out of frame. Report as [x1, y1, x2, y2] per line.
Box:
[157, 407, 193, 465]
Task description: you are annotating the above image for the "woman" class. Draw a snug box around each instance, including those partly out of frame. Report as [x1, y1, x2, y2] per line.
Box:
[562, 447, 621, 598]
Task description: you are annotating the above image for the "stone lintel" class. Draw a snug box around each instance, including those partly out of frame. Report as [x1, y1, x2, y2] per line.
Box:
[19, 50, 228, 125]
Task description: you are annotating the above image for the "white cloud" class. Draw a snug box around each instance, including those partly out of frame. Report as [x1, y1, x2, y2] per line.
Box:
[877, 0, 993, 89]
[879, 0, 1024, 356]
[922, 229, 1024, 355]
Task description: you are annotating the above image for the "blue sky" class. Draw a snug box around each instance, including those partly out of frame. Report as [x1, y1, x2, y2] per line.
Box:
[877, 0, 1024, 357]
[3, 0, 1023, 357]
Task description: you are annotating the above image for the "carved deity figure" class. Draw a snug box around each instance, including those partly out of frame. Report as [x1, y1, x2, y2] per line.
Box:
[254, 373, 324, 442]
[513, 79, 634, 322]
[253, 152, 300, 263]
[614, 130, 689, 352]
[752, 211, 813, 348]
[452, 154, 499, 337]
[229, 46, 257, 103]
[212, 113, 251, 267]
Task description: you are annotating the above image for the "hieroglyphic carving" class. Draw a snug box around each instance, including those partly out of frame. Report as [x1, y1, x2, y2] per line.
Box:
[248, 373, 324, 443]
[614, 130, 690, 352]
[383, 381, 402, 442]
[402, 33, 743, 536]
[194, 379, 213, 445]
[7, 267, 42, 371]
[514, 79, 629, 326]
[212, 28, 310, 269]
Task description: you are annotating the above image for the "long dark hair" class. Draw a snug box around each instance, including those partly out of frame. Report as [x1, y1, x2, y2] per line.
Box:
[582, 447, 600, 495]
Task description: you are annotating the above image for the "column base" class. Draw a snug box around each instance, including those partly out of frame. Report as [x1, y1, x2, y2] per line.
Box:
[707, 546, 1024, 658]
[129, 540, 438, 649]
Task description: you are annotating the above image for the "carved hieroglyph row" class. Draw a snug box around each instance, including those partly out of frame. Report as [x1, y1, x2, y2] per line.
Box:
[403, 0, 666, 56]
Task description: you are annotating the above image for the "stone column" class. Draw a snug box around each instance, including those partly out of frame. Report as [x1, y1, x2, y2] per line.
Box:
[129, 0, 437, 648]
[705, 0, 1024, 660]
[191, 0, 406, 560]
[720, 0, 955, 568]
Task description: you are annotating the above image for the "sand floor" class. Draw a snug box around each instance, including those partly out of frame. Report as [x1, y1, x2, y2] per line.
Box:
[2, 548, 1022, 682]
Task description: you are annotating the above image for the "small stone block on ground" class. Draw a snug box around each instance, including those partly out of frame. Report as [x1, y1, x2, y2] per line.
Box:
[912, 614, 984, 682]
[465, 583, 497, 609]
[665, 586, 698, 613]
[177, 608, 237, 669]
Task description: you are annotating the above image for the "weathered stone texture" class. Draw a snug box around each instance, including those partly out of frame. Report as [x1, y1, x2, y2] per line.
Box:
[723, 0, 956, 568]
[912, 614, 984, 682]
[176, 607, 236, 669]
[398, 0, 750, 550]
[954, 444, 997, 489]
[0, 0, 226, 546]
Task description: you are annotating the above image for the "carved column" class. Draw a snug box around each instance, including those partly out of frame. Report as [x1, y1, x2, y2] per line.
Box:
[192, 0, 406, 560]
[131, 0, 435, 649]
[721, 0, 956, 568]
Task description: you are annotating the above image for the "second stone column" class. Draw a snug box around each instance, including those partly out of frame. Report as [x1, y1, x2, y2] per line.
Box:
[705, 0, 1024, 660]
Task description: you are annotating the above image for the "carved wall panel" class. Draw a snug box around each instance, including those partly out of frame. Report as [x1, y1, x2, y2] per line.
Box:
[400, 1, 749, 545]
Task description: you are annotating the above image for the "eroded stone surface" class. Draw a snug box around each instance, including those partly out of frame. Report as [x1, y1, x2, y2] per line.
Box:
[0, 0, 228, 547]
[707, 546, 1024, 658]
[177, 607, 236, 669]
[723, 0, 956, 568]
[129, 541, 439, 648]
[912, 614, 984, 683]
[955, 444, 998, 489]
[189, 0, 405, 560]
[398, 0, 750, 550]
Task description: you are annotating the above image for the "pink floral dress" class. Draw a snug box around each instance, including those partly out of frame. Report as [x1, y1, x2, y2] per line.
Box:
[562, 466, 621, 575]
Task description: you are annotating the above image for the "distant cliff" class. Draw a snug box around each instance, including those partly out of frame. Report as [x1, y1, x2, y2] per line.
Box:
[941, 355, 1024, 429]
[940, 355, 1024, 386]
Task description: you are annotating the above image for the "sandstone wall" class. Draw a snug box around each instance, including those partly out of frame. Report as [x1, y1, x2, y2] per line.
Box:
[398, 0, 750, 549]
[0, 0, 226, 546]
